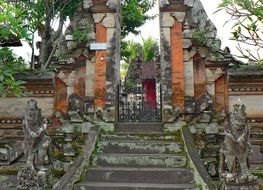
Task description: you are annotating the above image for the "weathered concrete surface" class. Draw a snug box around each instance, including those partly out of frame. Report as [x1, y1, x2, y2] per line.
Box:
[0, 97, 54, 117]
[114, 123, 163, 133]
[75, 182, 197, 190]
[85, 167, 194, 184]
[101, 134, 182, 142]
[0, 174, 17, 190]
[100, 141, 183, 154]
[228, 95, 263, 117]
[94, 154, 187, 168]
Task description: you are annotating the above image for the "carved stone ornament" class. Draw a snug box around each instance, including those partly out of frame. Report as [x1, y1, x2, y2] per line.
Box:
[17, 99, 52, 190]
[160, 0, 169, 7]
[68, 94, 85, 122]
[162, 105, 182, 122]
[219, 104, 259, 189]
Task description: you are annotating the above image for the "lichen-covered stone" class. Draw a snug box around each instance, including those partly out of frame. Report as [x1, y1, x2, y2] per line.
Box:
[220, 104, 259, 188]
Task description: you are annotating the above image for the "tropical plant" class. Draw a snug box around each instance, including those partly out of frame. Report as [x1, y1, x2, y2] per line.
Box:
[121, 41, 141, 64]
[121, 0, 156, 38]
[0, 0, 29, 45]
[3, 0, 81, 69]
[0, 48, 28, 97]
[141, 36, 158, 62]
[217, 0, 263, 63]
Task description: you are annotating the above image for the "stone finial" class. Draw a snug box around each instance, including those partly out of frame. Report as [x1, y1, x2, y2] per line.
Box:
[17, 99, 52, 189]
[160, 0, 169, 7]
[83, 0, 93, 9]
[106, 0, 118, 9]
[184, 0, 194, 7]
[220, 104, 259, 189]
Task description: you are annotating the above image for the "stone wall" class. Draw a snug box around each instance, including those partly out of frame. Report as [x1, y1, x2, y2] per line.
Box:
[0, 97, 54, 118]
[229, 95, 263, 117]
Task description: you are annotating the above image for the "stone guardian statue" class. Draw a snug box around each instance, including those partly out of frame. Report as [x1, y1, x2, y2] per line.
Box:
[219, 104, 259, 189]
[17, 99, 52, 190]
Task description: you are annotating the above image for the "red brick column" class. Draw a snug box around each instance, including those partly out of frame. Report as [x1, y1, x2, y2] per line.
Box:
[94, 22, 107, 108]
[170, 20, 185, 110]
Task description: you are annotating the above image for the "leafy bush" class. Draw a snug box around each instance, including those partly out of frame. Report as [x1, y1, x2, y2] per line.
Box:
[0, 48, 28, 97]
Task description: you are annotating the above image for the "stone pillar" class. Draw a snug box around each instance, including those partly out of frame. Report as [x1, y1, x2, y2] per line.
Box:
[92, 1, 121, 122]
[160, 9, 186, 121]
[85, 60, 95, 97]
[160, 12, 174, 108]
[183, 21, 196, 113]
[193, 52, 206, 98]
[170, 14, 185, 110]
[205, 68, 224, 96]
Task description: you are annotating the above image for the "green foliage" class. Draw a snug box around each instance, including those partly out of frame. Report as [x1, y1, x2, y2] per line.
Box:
[0, 68, 27, 97]
[141, 36, 158, 62]
[0, 48, 27, 70]
[192, 30, 207, 46]
[122, 37, 158, 63]
[0, 48, 28, 97]
[217, 0, 263, 63]
[124, 78, 136, 91]
[0, 0, 29, 44]
[72, 26, 91, 44]
[121, 0, 155, 38]
[121, 41, 141, 64]
[121, 37, 158, 80]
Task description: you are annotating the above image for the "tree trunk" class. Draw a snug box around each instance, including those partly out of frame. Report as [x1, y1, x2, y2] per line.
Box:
[39, 16, 52, 68]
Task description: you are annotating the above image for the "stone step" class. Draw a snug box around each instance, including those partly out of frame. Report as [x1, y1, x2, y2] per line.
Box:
[85, 167, 194, 184]
[115, 122, 163, 133]
[75, 182, 197, 190]
[99, 141, 183, 154]
[101, 134, 182, 142]
[93, 154, 187, 168]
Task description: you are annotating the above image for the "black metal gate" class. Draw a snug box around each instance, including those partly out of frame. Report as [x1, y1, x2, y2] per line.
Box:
[117, 80, 162, 122]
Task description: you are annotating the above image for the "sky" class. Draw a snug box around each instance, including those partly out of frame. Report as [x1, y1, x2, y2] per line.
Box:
[126, 0, 235, 53]
[12, 0, 256, 63]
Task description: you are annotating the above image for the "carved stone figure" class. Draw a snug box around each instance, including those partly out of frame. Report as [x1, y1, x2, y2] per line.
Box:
[220, 104, 258, 188]
[17, 99, 52, 190]
[68, 94, 85, 122]
[195, 92, 215, 123]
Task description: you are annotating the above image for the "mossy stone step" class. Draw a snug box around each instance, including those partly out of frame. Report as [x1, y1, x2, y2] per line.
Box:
[85, 167, 194, 184]
[115, 122, 163, 133]
[99, 141, 183, 154]
[93, 154, 187, 168]
[101, 133, 182, 142]
[75, 182, 196, 190]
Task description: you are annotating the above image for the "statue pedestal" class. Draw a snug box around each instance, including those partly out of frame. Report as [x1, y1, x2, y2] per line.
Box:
[17, 166, 52, 190]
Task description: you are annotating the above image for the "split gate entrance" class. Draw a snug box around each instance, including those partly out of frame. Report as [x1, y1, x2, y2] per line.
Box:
[117, 79, 162, 122]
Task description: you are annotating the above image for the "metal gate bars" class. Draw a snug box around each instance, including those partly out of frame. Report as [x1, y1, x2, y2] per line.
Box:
[117, 80, 162, 122]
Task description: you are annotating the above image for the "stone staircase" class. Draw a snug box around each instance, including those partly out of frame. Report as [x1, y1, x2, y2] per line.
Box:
[75, 123, 197, 190]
